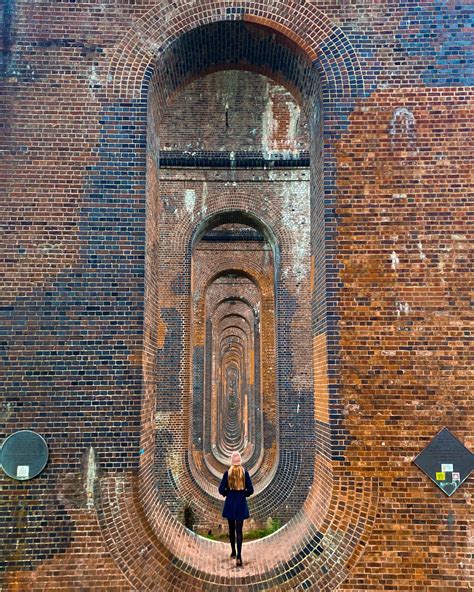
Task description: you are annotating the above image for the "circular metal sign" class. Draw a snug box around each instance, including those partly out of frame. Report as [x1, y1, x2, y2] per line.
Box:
[1, 430, 49, 480]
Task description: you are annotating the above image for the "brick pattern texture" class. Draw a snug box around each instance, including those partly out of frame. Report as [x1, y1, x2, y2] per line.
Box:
[1, 0, 472, 591]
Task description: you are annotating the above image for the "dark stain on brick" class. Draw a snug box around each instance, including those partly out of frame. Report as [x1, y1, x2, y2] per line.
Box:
[1, 0, 15, 77]
[2, 483, 74, 572]
[171, 272, 188, 295]
[192, 345, 204, 449]
[156, 308, 183, 412]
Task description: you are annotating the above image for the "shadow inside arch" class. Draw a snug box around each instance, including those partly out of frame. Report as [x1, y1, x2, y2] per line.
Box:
[107, 0, 365, 102]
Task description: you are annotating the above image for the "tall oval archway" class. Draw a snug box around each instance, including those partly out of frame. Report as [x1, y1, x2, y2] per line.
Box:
[144, 24, 319, 531]
[96, 4, 377, 590]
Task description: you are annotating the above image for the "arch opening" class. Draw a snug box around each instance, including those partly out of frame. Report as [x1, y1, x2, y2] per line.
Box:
[94, 4, 379, 588]
[192, 219, 275, 485]
[143, 18, 324, 535]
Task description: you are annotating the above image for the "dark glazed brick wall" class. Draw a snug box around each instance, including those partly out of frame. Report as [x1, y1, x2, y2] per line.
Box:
[1, 0, 472, 590]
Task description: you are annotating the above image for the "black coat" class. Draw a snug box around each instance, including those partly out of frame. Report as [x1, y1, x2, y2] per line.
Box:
[219, 469, 254, 521]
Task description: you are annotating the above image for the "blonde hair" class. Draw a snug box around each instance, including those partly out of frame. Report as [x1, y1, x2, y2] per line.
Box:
[228, 465, 245, 490]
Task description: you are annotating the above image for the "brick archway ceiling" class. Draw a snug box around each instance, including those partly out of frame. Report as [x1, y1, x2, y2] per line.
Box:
[150, 21, 319, 167]
[151, 21, 320, 117]
[107, 0, 365, 101]
[196, 213, 276, 249]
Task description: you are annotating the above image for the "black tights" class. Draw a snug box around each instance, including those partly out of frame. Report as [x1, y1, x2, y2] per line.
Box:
[227, 519, 244, 557]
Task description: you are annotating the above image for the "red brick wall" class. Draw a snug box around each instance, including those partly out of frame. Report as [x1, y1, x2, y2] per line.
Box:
[2, 1, 472, 590]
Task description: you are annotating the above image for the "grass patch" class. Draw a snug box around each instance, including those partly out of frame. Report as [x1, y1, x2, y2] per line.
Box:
[243, 517, 281, 540]
[199, 518, 281, 542]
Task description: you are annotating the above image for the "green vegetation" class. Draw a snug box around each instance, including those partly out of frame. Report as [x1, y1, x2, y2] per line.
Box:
[199, 517, 281, 542]
[243, 517, 281, 540]
[200, 531, 221, 541]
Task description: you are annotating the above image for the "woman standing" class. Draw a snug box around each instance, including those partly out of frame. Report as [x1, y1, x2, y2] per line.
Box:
[218, 451, 254, 567]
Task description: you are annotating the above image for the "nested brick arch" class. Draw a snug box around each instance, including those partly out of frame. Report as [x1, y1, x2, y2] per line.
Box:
[210, 296, 262, 472]
[219, 320, 250, 336]
[212, 294, 259, 314]
[94, 3, 379, 590]
[219, 312, 252, 330]
[193, 259, 273, 295]
[190, 253, 277, 496]
[192, 210, 281, 265]
[207, 288, 263, 473]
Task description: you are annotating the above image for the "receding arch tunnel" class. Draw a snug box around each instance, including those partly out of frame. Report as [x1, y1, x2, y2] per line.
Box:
[89, 3, 380, 589]
[192, 222, 275, 484]
[143, 17, 324, 534]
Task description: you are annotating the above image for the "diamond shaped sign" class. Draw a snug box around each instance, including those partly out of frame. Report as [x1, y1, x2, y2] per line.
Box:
[413, 428, 474, 496]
